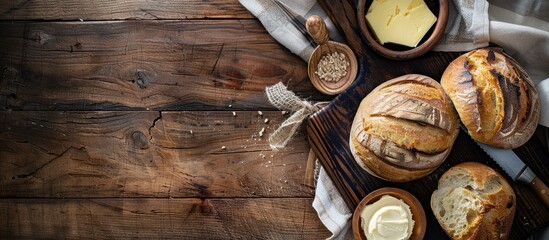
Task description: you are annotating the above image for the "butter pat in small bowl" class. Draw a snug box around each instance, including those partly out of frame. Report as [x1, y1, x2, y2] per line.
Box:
[352, 187, 426, 240]
[357, 0, 449, 60]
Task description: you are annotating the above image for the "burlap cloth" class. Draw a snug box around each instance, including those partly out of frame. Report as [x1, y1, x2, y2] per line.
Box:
[265, 82, 327, 149]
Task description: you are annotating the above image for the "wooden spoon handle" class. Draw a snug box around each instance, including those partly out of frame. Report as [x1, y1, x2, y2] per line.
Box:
[306, 15, 329, 45]
[531, 177, 549, 209]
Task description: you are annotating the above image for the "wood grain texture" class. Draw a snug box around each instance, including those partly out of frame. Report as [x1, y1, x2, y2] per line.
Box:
[307, 0, 549, 239]
[0, 198, 329, 239]
[0, 0, 252, 20]
[0, 20, 331, 111]
[0, 1, 333, 238]
[0, 111, 314, 198]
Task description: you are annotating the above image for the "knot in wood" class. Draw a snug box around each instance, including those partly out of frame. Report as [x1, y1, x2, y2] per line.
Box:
[1, 66, 21, 83]
[136, 70, 149, 89]
[131, 131, 149, 149]
[32, 31, 51, 45]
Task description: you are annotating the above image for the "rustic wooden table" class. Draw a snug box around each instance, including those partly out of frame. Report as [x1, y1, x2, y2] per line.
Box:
[0, 1, 332, 239]
[1, 1, 548, 239]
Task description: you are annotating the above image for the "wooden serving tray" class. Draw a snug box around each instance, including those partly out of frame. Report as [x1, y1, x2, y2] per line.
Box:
[307, 0, 549, 239]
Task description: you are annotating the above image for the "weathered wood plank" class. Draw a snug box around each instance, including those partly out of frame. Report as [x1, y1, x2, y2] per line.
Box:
[0, 198, 329, 239]
[0, 111, 314, 197]
[0, 20, 330, 111]
[0, 0, 253, 20]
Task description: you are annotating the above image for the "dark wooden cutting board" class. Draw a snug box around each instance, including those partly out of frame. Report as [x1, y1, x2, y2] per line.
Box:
[307, 0, 549, 239]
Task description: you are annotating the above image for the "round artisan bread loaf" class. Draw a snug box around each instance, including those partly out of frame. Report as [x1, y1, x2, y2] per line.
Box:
[441, 48, 539, 149]
[349, 74, 459, 182]
[431, 162, 516, 240]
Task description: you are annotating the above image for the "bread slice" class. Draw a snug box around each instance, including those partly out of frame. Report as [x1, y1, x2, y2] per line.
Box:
[432, 187, 485, 239]
[431, 162, 516, 240]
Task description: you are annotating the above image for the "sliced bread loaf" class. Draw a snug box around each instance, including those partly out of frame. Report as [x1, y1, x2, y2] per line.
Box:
[431, 162, 516, 240]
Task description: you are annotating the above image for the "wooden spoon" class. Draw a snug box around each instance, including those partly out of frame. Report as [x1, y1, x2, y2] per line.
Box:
[306, 15, 358, 95]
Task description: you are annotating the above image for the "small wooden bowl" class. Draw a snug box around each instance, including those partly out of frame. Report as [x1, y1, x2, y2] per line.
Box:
[357, 0, 449, 60]
[352, 187, 427, 240]
[306, 16, 358, 95]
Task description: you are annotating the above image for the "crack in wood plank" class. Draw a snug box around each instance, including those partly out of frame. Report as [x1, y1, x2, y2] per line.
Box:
[211, 43, 225, 74]
[17, 146, 86, 178]
[148, 111, 162, 141]
[15, 140, 58, 156]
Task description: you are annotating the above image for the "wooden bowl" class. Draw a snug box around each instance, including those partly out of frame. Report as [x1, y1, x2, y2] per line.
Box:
[306, 16, 358, 95]
[352, 187, 427, 240]
[357, 0, 449, 60]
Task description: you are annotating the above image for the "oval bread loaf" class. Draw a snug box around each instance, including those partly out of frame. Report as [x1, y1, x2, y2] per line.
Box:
[350, 74, 459, 182]
[441, 48, 539, 149]
[431, 162, 516, 240]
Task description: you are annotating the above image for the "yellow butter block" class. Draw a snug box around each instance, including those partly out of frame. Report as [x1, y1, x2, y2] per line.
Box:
[366, 0, 437, 48]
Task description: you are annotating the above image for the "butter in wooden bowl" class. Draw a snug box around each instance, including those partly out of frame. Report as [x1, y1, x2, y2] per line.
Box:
[357, 0, 449, 60]
[360, 195, 414, 239]
[353, 188, 426, 240]
[366, 0, 437, 48]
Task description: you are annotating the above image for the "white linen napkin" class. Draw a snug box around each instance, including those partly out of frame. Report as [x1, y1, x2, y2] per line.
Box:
[433, 0, 490, 51]
[238, 0, 343, 61]
[240, 0, 549, 239]
[312, 167, 353, 240]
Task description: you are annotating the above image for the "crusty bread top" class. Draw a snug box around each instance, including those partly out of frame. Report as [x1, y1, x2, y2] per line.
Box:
[431, 162, 516, 240]
[441, 49, 539, 149]
[351, 74, 459, 171]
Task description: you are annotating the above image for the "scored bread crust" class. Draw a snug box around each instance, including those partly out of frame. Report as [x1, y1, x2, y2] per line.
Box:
[441, 48, 539, 149]
[350, 74, 459, 182]
[349, 133, 434, 182]
[431, 162, 516, 240]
